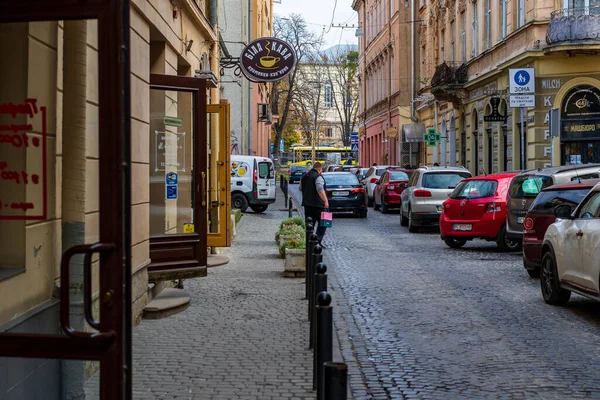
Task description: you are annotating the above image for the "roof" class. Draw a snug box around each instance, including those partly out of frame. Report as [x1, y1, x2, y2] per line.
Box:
[417, 166, 471, 172]
[518, 163, 600, 176]
[463, 172, 519, 181]
[299, 44, 358, 64]
[541, 178, 600, 191]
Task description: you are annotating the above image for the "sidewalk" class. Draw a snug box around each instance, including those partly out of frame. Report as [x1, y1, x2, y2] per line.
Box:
[86, 189, 316, 399]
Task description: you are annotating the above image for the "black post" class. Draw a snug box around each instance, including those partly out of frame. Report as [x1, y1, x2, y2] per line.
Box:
[323, 362, 347, 400]
[308, 243, 322, 333]
[304, 218, 313, 300]
[284, 180, 289, 208]
[315, 291, 333, 397]
[280, 174, 284, 190]
[288, 198, 293, 218]
[312, 264, 328, 391]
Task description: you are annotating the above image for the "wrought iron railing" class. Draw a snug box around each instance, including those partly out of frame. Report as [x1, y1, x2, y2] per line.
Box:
[546, 7, 600, 44]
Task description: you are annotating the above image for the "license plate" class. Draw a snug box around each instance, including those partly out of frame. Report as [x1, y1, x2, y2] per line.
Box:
[333, 191, 349, 196]
[295, 172, 302, 175]
[516, 217, 524, 224]
[452, 224, 472, 231]
[259, 189, 267, 195]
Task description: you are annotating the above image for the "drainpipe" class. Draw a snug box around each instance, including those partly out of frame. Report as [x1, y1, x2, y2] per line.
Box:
[210, 0, 218, 26]
[410, 0, 417, 121]
[248, 0, 253, 155]
[60, 20, 87, 400]
[210, 44, 220, 237]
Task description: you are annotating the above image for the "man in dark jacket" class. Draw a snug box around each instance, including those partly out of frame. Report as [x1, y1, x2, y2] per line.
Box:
[300, 162, 328, 244]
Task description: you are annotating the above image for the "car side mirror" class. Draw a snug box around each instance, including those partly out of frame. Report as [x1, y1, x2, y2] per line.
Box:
[554, 204, 573, 219]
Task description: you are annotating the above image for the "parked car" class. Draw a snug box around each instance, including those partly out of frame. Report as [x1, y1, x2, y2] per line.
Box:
[230, 155, 276, 213]
[522, 179, 598, 277]
[362, 165, 392, 206]
[322, 172, 368, 218]
[439, 172, 520, 250]
[325, 164, 341, 172]
[400, 166, 472, 232]
[540, 182, 600, 305]
[336, 164, 361, 172]
[373, 169, 414, 213]
[354, 167, 370, 183]
[506, 164, 600, 243]
[288, 165, 307, 183]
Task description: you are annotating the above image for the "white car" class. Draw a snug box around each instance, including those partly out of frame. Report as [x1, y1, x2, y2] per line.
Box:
[362, 165, 391, 206]
[540, 182, 600, 305]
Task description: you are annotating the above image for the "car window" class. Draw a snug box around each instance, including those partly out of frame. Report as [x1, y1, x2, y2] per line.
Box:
[570, 172, 599, 181]
[389, 171, 410, 181]
[422, 172, 470, 189]
[379, 172, 387, 183]
[529, 188, 591, 215]
[577, 191, 600, 219]
[258, 162, 273, 179]
[451, 180, 498, 199]
[408, 171, 419, 187]
[509, 175, 554, 198]
[376, 168, 388, 176]
[323, 174, 360, 186]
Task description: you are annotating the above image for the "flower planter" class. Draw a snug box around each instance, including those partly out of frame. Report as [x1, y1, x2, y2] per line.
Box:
[283, 248, 306, 278]
[277, 233, 302, 248]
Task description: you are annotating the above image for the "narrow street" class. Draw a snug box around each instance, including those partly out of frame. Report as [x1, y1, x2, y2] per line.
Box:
[289, 184, 600, 399]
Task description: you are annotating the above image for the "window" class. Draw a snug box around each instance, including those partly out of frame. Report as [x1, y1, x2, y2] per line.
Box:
[440, 30, 446, 61]
[389, 171, 410, 181]
[323, 174, 360, 186]
[451, 180, 498, 199]
[485, 0, 491, 49]
[450, 20, 456, 62]
[509, 175, 554, 198]
[530, 188, 590, 215]
[421, 45, 427, 82]
[391, 0, 395, 15]
[324, 84, 333, 108]
[390, 54, 395, 93]
[326, 128, 333, 138]
[460, 12, 466, 62]
[422, 172, 471, 189]
[472, 2, 479, 57]
[258, 162, 272, 179]
[500, 0, 507, 39]
[517, 0, 525, 28]
[577, 191, 600, 219]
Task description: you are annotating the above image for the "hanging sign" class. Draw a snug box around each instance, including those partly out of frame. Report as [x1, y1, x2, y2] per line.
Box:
[483, 97, 507, 122]
[240, 37, 297, 83]
[423, 127, 441, 147]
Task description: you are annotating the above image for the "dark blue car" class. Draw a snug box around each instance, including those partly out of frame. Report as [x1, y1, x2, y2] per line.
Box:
[289, 165, 307, 183]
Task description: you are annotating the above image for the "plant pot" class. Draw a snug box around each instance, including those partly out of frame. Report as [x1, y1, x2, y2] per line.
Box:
[277, 233, 302, 250]
[283, 248, 306, 278]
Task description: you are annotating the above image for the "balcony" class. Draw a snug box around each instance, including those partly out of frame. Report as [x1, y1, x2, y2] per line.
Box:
[430, 62, 469, 103]
[546, 7, 600, 45]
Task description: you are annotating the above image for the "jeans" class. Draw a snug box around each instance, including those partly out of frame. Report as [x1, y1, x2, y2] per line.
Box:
[304, 206, 327, 243]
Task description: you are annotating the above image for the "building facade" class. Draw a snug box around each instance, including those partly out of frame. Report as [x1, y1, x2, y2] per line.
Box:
[416, 0, 600, 174]
[353, 0, 421, 167]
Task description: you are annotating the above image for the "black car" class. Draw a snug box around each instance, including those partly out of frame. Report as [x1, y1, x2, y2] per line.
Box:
[322, 172, 367, 218]
[289, 165, 307, 183]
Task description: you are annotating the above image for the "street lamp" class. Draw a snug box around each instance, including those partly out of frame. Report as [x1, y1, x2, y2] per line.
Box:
[311, 81, 322, 165]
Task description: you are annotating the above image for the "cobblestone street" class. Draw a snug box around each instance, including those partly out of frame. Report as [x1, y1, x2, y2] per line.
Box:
[289, 184, 600, 400]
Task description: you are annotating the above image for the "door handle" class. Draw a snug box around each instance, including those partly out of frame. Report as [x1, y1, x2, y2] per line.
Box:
[201, 171, 207, 207]
[576, 230, 584, 237]
[60, 243, 116, 342]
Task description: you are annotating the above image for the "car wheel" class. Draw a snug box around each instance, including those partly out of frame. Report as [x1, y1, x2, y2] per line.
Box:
[231, 193, 249, 213]
[540, 250, 571, 305]
[496, 225, 522, 251]
[444, 238, 467, 249]
[250, 204, 268, 213]
[381, 196, 389, 214]
[408, 207, 419, 233]
[357, 209, 367, 218]
[367, 195, 374, 207]
[400, 203, 409, 226]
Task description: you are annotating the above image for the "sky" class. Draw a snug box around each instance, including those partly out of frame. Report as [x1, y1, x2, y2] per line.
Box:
[273, 0, 359, 49]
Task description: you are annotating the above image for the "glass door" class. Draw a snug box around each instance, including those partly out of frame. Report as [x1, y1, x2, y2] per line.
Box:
[0, 3, 131, 399]
[147, 75, 207, 279]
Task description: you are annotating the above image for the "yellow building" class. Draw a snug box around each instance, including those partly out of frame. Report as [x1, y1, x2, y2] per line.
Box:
[417, 0, 600, 173]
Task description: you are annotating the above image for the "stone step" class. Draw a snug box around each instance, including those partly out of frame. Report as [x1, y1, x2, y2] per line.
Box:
[142, 288, 191, 320]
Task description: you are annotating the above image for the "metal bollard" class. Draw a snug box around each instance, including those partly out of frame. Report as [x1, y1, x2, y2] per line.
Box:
[308, 244, 322, 332]
[280, 174, 284, 190]
[312, 264, 328, 391]
[288, 198, 293, 218]
[315, 291, 333, 397]
[323, 362, 347, 400]
[284, 181, 289, 208]
[304, 218, 313, 300]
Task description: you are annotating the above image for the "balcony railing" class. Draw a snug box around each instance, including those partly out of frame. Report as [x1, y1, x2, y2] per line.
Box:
[430, 62, 468, 103]
[546, 7, 600, 45]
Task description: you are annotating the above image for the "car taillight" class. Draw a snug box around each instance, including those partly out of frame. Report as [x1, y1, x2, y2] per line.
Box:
[253, 168, 258, 197]
[414, 189, 432, 197]
[523, 217, 535, 233]
[387, 185, 395, 190]
[486, 202, 502, 213]
[326, 190, 332, 195]
[351, 187, 365, 193]
[370, 177, 379, 184]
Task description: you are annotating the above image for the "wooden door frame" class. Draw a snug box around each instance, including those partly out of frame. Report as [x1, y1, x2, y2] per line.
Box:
[147, 74, 208, 280]
[0, 1, 132, 399]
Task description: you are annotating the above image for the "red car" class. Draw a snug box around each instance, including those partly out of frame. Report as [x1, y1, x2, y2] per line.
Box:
[522, 178, 598, 277]
[373, 169, 413, 213]
[440, 172, 520, 250]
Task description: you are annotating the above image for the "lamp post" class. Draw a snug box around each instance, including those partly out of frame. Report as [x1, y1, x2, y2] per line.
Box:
[312, 81, 322, 164]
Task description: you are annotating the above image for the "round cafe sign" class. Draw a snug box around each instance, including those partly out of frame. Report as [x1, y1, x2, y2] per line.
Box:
[240, 37, 296, 83]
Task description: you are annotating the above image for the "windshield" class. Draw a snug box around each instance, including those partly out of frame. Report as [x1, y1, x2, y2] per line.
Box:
[451, 180, 498, 199]
[422, 172, 470, 189]
[376, 168, 388, 176]
[323, 174, 360, 186]
[509, 175, 554, 199]
[530, 188, 591, 215]
[291, 166, 306, 173]
[389, 171, 410, 181]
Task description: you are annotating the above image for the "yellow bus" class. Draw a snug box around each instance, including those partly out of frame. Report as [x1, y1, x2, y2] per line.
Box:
[289, 146, 358, 166]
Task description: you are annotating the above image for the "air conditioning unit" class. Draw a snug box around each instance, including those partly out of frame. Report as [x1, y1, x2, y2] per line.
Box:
[258, 103, 272, 123]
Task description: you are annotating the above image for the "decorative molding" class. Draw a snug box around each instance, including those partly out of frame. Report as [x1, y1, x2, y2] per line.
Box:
[458, 0, 467, 13]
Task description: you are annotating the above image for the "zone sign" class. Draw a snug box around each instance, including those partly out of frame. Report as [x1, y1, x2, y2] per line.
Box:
[509, 68, 535, 94]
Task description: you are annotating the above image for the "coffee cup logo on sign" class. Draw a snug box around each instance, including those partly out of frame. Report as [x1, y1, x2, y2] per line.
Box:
[240, 37, 296, 83]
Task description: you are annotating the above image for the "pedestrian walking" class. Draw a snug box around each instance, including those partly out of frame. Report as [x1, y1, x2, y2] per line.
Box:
[300, 161, 328, 246]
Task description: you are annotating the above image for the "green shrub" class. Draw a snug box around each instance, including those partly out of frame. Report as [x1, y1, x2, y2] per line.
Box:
[279, 216, 305, 230]
[275, 224, 304, 244]
[279, 236, 306, 257]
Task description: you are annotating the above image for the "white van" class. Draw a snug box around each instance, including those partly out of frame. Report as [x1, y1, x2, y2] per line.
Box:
[230, 155, 276, 213]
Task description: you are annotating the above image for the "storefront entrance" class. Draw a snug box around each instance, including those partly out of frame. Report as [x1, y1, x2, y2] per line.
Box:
[561, 85, 600, 165]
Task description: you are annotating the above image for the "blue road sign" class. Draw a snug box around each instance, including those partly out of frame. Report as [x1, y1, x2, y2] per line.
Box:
[350, 137, 358, 145]
[351, 143, 359, 152]
[509, 68, 535, 94]
[350, 131, 358, 137]
[166, 184, 178, 200]
[165, 172, 178, 185]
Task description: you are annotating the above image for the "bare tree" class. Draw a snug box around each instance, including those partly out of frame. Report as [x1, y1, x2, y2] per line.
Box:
[270, 14, 323, 166]
[326, 48, 359, 147]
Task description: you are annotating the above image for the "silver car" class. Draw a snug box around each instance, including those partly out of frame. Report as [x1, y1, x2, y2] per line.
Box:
[400, 166, 472, 232]
[362, 165, 391, 206]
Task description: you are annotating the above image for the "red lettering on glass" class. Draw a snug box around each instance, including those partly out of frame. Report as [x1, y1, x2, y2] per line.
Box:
[32, 174, 39, 184]
[0, 132, 37, 148]
[0, 124, 33, 133]
[0, 98, 38, 118]
[10, 202, 34, 212]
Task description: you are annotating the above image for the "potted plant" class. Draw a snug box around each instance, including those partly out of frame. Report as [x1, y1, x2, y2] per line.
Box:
[282, 237, 306, 278]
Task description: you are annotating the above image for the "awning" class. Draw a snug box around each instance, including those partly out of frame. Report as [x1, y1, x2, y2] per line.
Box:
[402, 123, 426, 143]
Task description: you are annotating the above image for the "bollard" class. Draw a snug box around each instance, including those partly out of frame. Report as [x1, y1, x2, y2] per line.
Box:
[312, 263, 328, 391]
[280, 174, 284, 190]
[315, 291, 333, 397]
[284, 181, 289, 208]
[288, 198, 293, 218]
[307, 237, 319, 325]
[304, 218, 313, 300]
[323, 362, 347, 400]
[308, 243, 322, 333]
